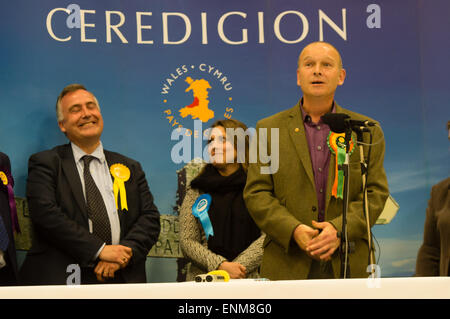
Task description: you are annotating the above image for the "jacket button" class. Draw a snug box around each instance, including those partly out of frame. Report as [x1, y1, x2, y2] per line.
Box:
[312, 206, 317, 212]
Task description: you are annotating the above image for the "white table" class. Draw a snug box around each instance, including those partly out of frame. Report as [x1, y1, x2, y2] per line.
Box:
[0, 277, 449, 299]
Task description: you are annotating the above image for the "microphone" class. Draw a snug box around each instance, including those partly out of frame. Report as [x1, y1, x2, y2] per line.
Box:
[321, 113, 349, 133]
[195, 274, 227, 282]
[321, 113, 376, 133]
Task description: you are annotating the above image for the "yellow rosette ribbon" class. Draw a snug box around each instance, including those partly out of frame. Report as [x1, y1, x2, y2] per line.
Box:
[110, 164, 130, 211]
[0, 171, 7, 186]
[327, 132, 354, 199]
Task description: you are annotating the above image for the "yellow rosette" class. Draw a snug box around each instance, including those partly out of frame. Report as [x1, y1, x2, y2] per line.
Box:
[110, 164, 130, 211]
[0, 171, 7, 186]
[327, 132, 354, 199]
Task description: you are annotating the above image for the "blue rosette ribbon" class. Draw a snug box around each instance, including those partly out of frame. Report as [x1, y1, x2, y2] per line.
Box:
[191, 194, 214, 240]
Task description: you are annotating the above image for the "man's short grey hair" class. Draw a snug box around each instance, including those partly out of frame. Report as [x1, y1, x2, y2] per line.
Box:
[56, 84, 101, 122]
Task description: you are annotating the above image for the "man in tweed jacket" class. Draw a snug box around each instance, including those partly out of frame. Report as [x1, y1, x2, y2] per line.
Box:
[244, 42, 389, 280]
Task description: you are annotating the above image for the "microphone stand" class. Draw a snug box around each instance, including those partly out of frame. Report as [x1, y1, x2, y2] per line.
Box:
[355, 128, 376, 278]
[321, 113, 376, 278]
[339, 126, 352, 279]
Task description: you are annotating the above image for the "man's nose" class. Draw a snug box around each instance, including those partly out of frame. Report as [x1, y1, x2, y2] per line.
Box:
[313, 65, 322, 75]
[80, 105, 92, 117]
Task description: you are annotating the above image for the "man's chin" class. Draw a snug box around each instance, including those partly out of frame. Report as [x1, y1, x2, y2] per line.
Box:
[78, 126, 102, 136]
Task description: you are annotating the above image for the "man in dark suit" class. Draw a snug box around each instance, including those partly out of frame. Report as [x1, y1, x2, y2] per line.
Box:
[0, 152, 19, 285]
[20, 84, 161, 285]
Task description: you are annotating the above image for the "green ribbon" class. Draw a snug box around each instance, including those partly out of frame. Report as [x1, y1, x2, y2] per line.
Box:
[336, 146, 346, 199]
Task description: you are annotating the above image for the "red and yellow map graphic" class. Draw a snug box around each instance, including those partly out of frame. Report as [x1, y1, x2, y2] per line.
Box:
[179, 76, 214, 122]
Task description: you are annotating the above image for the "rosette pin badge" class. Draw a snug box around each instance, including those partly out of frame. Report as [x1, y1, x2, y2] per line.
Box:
[327, 132, 354, 199]
[110, 164, 130, 211]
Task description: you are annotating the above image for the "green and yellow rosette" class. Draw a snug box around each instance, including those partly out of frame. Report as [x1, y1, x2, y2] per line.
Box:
[110, 164, 130, 211]
[327, 132, 354, 199]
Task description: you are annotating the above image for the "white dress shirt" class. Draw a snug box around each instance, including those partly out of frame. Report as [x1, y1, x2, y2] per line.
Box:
[71, 142, 121, 252]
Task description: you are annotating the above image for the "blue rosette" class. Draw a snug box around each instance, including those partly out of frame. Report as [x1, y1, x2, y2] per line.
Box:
[191, 194, 214, 240]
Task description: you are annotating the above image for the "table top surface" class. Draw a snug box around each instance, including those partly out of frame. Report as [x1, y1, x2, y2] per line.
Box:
[0, 277, 449, 299]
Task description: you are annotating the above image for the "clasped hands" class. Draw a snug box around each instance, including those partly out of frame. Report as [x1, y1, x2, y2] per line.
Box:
[293, 221, 340, 261]
[218, 261, 247, 279]
[94, 244, 133, 282]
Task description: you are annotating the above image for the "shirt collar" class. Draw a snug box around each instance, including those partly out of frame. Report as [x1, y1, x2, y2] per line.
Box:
[299, 98, 336, 124]
[71, 141, 106, 165]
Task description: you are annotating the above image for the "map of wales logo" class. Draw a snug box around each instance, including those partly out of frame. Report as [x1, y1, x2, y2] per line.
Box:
[162, 64, 234, 134]
[161, 64, 279, 174]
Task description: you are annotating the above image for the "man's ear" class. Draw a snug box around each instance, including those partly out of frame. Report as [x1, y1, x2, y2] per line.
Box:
[296, 68, 302, 87]
[338, 68, 346, 86]
[58, 120, 66, 133]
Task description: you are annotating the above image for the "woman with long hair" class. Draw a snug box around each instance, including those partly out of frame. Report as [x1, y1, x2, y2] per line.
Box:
[180, 119, 264, 280]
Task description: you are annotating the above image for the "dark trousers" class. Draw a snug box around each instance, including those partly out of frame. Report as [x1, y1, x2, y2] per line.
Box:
[81, 267, 126, 284]
[307, 260, 334, 279]
[0, 264, 17, 286]
[0, 252, 18, 286]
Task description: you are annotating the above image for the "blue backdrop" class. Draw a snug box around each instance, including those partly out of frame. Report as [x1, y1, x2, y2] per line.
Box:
[0, 0, 449, 280]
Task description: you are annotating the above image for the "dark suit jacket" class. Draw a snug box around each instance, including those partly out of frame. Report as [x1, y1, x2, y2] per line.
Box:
[0, 152, 19, 285]
[20, 144, 160, 285]
[416, 177, 450, 276]
[244, 101, 389, 280]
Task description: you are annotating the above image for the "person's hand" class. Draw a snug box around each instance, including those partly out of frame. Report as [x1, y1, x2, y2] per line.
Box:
[94, 261, 122, 282]
[292, 224, 320, 259]
[218, 261, 246, 279]
[306, 221, 340, 261]
[99, 245, 132, 265]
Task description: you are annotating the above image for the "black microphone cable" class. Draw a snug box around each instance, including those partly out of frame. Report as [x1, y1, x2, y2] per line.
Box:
[364, 130, 373, 267]
[356, 126, 382, 269]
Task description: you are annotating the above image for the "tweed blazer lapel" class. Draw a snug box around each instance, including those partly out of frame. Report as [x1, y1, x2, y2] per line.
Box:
[284, 102, 350, 212]
[59, 144, 89, 221]
[286, 103, 315, 188]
